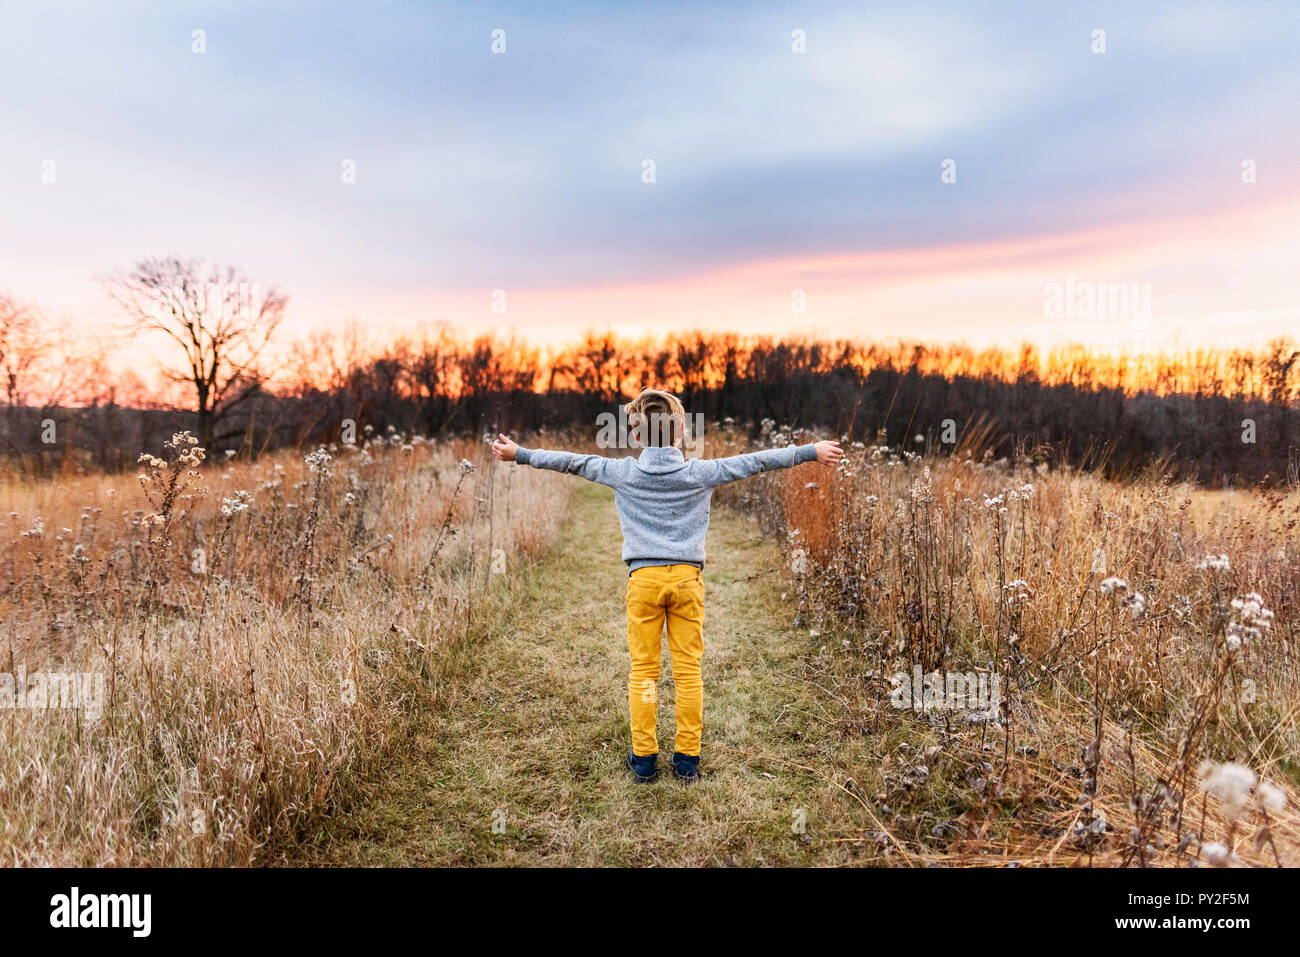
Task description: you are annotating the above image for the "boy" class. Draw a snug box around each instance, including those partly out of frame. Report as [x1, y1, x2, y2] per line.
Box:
[491, 389, 842, 783]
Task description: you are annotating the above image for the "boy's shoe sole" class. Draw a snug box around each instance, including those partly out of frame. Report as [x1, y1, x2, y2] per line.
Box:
[627, 753, 658, 783]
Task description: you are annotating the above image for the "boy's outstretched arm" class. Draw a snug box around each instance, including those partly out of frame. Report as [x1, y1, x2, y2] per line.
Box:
[694, 439, 843, 488]
[491, 433, 619, 487]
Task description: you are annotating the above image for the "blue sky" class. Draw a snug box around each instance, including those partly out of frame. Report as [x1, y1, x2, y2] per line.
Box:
[2, 0, 1298, 348]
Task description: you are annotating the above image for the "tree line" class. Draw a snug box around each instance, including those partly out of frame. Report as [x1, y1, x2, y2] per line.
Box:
[2, 257, 1297, 486]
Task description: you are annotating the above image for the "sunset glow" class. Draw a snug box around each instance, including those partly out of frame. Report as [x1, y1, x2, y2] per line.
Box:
[3, 0, 1298, 371]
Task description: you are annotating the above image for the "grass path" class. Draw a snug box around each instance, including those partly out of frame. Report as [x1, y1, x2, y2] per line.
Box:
[293, 482, 885, 866]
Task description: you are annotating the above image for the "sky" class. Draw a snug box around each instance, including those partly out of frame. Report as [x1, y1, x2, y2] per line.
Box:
[2, 0, 1299, 357]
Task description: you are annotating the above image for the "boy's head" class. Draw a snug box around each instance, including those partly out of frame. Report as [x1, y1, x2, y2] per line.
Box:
[626, 388, 686, 448]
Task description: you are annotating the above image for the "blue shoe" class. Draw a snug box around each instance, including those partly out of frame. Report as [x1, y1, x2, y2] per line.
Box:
[627, 751, 658, 783]
[671, 752, 700, 782]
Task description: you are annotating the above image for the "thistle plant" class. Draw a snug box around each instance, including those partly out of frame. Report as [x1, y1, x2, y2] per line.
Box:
[715, 422, 1298, 866]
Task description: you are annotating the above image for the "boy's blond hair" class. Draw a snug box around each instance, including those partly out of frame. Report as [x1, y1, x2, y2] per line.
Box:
[626, 388, 686, 447]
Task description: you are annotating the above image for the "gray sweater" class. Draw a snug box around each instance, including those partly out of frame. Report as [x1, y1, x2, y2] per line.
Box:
[515, 443, 818, 570]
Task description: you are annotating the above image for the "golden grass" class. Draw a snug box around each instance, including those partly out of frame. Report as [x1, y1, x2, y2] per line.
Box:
[719, 425, 1300, 866]
[0, 431, 571, 865]
[4, 423, 1296, 868]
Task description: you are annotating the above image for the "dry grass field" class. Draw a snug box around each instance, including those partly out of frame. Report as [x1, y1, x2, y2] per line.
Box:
[2, 426, 1295, 867]
[721, 425, 1299, 865]
[0, 432, 569, 865]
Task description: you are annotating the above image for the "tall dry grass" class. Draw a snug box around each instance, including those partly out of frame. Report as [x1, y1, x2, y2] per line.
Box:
[0, 429, 569, 866]
[718, 422, 1300, 866]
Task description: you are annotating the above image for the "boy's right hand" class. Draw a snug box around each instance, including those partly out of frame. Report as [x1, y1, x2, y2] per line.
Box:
[813, 440, 843, 468]
[492, 433, 518, 462]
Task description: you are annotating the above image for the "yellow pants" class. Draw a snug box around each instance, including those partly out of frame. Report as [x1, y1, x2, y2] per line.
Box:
[626, 564, 705, 757]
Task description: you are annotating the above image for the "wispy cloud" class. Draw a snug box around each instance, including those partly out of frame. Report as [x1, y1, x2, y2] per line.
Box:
[1, 1, 1297, 347]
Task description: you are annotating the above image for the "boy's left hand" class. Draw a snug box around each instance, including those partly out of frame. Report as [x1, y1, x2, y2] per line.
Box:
[492, 433, 518, 462]
[813, 440, 843, 468]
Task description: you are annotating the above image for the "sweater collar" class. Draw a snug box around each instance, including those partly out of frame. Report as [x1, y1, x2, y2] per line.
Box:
[639, 445, 684, 461]
[635, 445, 686, 473]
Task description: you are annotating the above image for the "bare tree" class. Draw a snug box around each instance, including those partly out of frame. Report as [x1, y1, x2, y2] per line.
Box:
[104, 257, 286, 450]
[0, 294, 40, 454]
[0, 294, 43, 410]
